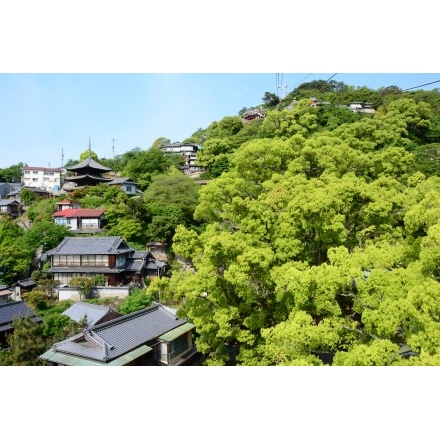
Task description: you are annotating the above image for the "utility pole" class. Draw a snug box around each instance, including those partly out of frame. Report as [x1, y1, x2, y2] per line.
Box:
[277, 73, 287, 100]
[61, 147, 64, 168]
[111, 138, 116, 159]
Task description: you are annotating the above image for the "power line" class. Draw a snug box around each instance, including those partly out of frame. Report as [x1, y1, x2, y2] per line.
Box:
[326, 73, 337, 82]
[290, 74, 313, 91]
[402, 79, 440, 92]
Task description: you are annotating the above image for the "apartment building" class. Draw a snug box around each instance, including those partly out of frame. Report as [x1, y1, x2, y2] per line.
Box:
[22, 166, 62, 193]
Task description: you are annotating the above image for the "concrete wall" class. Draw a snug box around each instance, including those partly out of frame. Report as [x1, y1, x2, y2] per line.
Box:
[58, 286, 131, 301]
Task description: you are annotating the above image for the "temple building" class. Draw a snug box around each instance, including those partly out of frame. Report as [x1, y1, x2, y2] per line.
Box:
[63, 157, 113, 192]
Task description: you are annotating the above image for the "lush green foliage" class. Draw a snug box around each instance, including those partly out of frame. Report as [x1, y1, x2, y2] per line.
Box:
[118, 287, 154, 315]
[164, 90, 440, 366]
[0, 162, 23, 183]
[3, 81, 440, 366]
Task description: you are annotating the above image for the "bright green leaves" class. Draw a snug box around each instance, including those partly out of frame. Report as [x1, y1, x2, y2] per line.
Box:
[260, 311, 344, 366]
[230, 138, 296, 185]
[169, 94, 440, 366]
[332, 339, 400, 366]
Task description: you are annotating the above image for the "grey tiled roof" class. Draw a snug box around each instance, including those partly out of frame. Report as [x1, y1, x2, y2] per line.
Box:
[51, 304, 188, 362]
[131, 251, 149, 259]
[0, 302, 42, 328]
[66, 157, 112, 172]
[125, 259, 145, 273]
[145, 260, 167, 270]
[62, 301, 111, 328]
[46, 236, 132, 255]
[64, 174, 112, 182]
[17, 279, 37, 288]
[0, 199, 20, 206]
[108, 177, 137, 185]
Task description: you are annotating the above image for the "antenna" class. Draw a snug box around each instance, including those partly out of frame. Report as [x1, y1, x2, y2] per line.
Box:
[111, 138, 116, 159]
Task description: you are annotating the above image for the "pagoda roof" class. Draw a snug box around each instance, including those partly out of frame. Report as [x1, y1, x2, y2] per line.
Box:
[64, 174, 113, 183]
[66, 157, 112, 172]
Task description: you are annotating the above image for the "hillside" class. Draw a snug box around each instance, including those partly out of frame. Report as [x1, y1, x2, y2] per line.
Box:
[2, 80, 440, 366]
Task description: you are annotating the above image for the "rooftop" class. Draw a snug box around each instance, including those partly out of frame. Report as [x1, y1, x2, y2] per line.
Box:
[44, 304, 189, 363]
[62, 301, 116, 328]
[46, 236, 131, 255]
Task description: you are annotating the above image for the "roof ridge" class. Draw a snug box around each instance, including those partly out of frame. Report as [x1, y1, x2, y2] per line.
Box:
[91, 303, 160, 330]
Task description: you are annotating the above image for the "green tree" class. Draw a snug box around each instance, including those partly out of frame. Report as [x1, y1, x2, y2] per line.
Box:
[143, 168, 200, 224]
[20, 221, 73, 253]
[118, 287, 153, 314]
[70, 277, 95, 300]
[26, 197, 57, 223]
[262, 91, 280, 107]
[79, 148, 99, 162]
[4, 316, 46, 366]
[0, 162, 24, 183]
[121, 147, 183, 190]
[20, 187, 34, 206]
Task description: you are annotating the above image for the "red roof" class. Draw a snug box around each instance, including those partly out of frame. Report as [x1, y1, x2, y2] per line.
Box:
[53, 208, 105, 218]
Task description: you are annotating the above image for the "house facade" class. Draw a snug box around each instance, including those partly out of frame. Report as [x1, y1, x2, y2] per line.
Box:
[45, 236, 167, 287]
[347, 102, 376, 114]
[0, 286, 13, 305]
[9, 186, 51, 202]
[241, 109, 265, 123]
[40, 303, 201, 366]
[107, 177, 139, 195]
[54, 199, 80, 211]
[0, 183, 17, 199]
[159, 142, 205, 176]
[0, 199, 21, 218]
[21, 166, 62, 193]
[53, 208, 105, 233]
[14, 279, 37, 300]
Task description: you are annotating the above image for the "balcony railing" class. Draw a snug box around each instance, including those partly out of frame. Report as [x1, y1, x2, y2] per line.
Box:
[53, 262, 110, 267]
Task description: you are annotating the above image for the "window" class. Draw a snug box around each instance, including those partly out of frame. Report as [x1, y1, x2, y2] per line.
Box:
[53, 255, 80, 266]
[81, 254, 107, 266]
[82, 219, 97, 228]
[169, 333, 189, 359]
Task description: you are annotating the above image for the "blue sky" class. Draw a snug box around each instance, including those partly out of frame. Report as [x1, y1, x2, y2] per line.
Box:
[1, 3, 438, 171]
[1, 72, 439, 170]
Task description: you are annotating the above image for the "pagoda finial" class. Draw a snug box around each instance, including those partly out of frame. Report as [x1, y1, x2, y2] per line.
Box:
[88, 137, 91, 157]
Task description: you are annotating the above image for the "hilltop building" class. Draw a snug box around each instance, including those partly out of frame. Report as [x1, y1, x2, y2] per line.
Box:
[159, 142, 205, 177]
[63, 157, 113, 191]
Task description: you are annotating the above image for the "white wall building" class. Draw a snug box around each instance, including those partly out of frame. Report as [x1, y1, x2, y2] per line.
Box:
[22, 166, 62, 193]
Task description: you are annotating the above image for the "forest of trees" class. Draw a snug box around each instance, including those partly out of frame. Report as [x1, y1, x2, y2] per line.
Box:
[2, 80, 440, 365]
